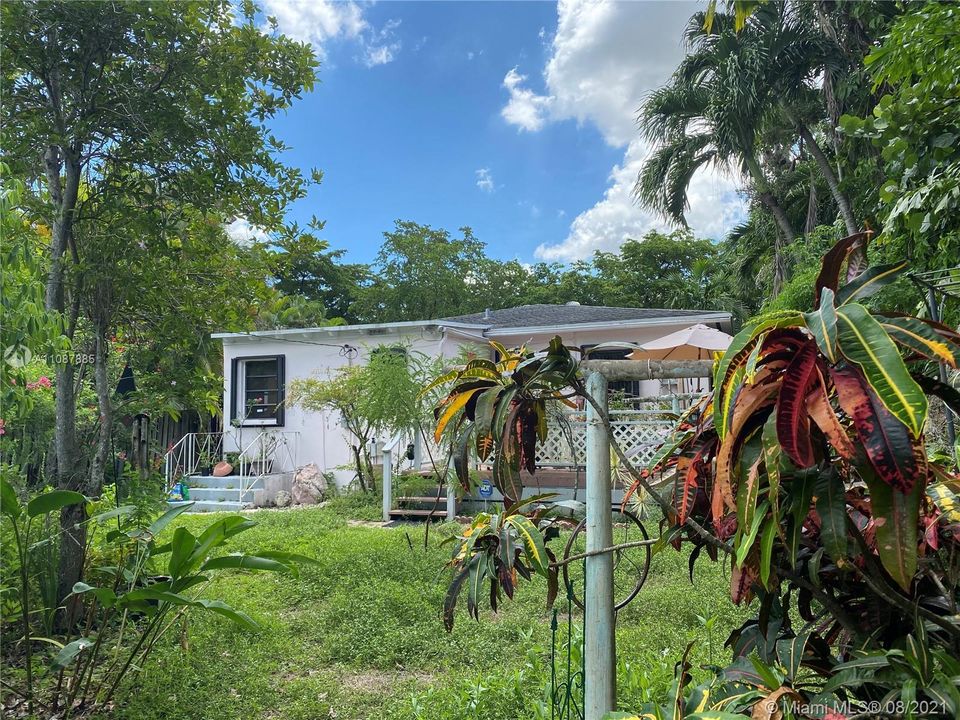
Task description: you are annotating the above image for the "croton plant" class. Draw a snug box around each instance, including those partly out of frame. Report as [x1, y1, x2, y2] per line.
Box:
[427, 232, 960, 718]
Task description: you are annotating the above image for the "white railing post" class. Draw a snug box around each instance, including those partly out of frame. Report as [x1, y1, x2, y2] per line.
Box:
[446, 467, 456, 520]
[585, 371, 615, 719]
[382, 445, 393, 522]
[413, 427, 422, 469]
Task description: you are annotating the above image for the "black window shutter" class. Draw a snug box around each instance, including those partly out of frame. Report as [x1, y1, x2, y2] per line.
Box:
[230, 357, 240, 422]
[275, 355, 286, 427]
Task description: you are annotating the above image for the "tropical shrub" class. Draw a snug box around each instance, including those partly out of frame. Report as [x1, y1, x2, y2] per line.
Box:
[425, 232, 960, 718]
[0, 473, 314, 716]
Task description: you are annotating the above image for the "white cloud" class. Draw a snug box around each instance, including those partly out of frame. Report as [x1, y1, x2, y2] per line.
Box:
[261, 0, 365, 50]
[476, 167, 496, 193]
[467, 51, 475, 61]
[260, 0, 400, 67]
[501, 67, 552, 132]
[359, 19, 402, 68]
[362, 44, 396, 67]
[504, 0, 747, 261]
[225, 217, 271, 247]
[537, 141, 745, 261]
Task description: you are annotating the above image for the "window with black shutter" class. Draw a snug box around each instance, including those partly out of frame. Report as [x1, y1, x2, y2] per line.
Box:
[231, 355, 285, 425]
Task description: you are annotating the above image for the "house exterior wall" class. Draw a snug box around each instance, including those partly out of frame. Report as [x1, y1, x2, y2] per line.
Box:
[220, 326, 479, 488]
[217, 314, 723, 489]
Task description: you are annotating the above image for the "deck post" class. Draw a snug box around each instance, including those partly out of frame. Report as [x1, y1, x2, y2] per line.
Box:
[413, 427, 423, 469]
[382, 446, 393, 522]
[446, 468, 457, 520]
[584, 371, 615, 719]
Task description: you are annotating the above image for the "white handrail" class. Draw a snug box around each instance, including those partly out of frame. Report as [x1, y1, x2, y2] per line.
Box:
[165, 432, 223, 489]
[233, 430, 301, 504]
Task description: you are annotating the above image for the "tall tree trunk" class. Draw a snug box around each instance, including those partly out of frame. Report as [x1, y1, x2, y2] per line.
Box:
[744, 155, 798, 243]
[805, 178, 819, 236]
[89, 312, 112, 499]
[770, 226, 787, 297]
[795, 122, 857, 235]
[351, 444, 367, 492]
[45, 145, 87, 605]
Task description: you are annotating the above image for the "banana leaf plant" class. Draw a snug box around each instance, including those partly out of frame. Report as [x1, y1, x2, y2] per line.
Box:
[423, 336, 579, 506]
[634, 231, 960, 659]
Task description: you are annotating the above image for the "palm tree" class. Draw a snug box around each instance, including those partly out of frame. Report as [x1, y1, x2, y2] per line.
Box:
[636, 10, 799, 292]
[757, 3, 857, 234]
[636, 4, 860, 292]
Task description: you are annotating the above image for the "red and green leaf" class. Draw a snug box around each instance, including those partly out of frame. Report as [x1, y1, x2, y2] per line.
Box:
[863, 467, 922, 591]
[814, 231, 872, 305]
[775, 342, 820, 468]
[836, 260, 909, 306]
[836, 303, 927, 437]
[804, 288, 839, 363]
[880, 316, 960, 368]
[815, 472, 848, 562]
[830, 366, 921, 493]
[715, 381, 779, 514]
[760, 413, 783, 536]
[713, 311, 804, 436]
[735, 429, 765, 547]
[805, 369, 856, 461]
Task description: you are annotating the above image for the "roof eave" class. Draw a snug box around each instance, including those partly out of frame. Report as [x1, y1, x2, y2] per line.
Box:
[485, 312, 733, 337]
[212, 319, 488, 341]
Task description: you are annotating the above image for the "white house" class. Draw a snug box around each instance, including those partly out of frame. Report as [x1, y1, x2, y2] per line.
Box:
[212, 303, 732, 490]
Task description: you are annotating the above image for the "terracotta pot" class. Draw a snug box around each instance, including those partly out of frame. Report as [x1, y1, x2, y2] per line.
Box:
[212, 461, 233, 477]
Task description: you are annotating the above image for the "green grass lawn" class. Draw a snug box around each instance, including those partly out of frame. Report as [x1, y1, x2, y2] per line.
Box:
[112, 499, 748, 720]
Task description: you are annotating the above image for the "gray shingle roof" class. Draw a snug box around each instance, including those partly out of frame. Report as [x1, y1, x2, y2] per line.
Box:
[442, 304, 724, 329]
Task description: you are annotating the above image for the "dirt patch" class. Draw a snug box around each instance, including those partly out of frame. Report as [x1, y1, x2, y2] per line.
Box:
[337, 670, 434, 694]
[346, 519, 387, 528]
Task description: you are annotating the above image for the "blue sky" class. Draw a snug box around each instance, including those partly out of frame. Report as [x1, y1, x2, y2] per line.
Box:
[242, 1, 746, 265]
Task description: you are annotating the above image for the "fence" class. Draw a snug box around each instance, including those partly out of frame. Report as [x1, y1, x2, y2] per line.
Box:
[536, 397, 700, 469]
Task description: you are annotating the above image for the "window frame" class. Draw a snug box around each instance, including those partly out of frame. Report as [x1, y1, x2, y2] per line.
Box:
[230, 354, 286, 427]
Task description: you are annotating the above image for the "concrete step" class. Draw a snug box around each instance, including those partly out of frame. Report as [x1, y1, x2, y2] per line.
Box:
[387, 508, 448, 520]
[185, 475, 266, 490]
[397, 495, 447, 505]
[186, 487, 257, 504]
[167, 499, 250, 514]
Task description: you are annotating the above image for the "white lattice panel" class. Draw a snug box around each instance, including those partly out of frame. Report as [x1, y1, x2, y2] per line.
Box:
[535, 410, 676, 468]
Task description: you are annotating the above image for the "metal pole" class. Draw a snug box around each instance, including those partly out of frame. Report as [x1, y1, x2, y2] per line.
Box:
[584, 371, 615, 718]
[927, 288, 957, 456]
[382, 446, 393, 522]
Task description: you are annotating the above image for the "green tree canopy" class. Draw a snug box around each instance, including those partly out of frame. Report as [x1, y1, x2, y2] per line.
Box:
[353, 221, 488, 322]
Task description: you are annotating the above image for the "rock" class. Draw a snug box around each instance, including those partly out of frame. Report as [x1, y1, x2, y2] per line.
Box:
[274, 490, 291, 508]
[212, 461, 233, 477]
[292, 463, 327, 505]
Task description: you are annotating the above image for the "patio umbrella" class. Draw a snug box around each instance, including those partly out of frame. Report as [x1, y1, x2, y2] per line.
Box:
[627, 323, 733, 361]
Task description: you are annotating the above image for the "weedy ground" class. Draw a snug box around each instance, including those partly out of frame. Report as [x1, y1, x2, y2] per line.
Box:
[109, 495, 748, 720]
